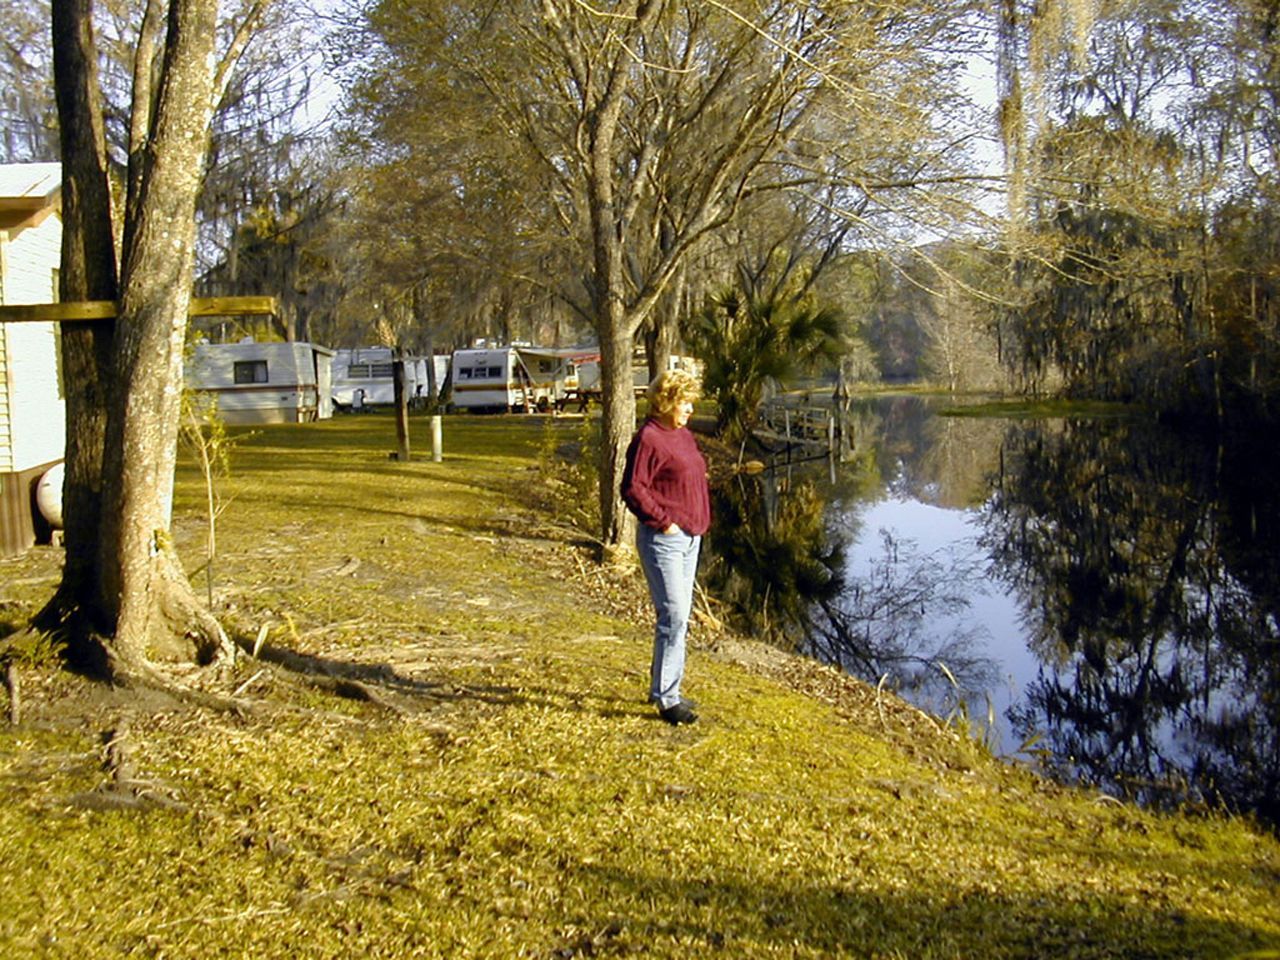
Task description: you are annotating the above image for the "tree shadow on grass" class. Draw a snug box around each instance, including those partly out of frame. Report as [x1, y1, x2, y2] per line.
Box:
[559, 863, 1279, 959]
[234, 632, 666, 729]
[262, 493, 595, 551]
[239, 637, 582, 717]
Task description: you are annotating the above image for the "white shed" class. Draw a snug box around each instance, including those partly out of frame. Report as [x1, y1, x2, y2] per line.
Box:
[0, 162, 64, 557]
[186, 339, 336, 425]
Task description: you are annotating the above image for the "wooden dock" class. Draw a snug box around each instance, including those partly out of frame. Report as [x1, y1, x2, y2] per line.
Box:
[753, 400, 853, 460]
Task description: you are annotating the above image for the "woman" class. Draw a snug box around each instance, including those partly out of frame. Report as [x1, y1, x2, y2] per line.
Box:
[622, 368, 711, 725]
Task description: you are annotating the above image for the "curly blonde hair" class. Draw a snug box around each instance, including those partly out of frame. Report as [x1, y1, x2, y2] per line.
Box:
[646, 368, 702, 417]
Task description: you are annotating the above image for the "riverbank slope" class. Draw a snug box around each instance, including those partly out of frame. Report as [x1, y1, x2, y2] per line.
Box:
[1, 413, 1277, 958]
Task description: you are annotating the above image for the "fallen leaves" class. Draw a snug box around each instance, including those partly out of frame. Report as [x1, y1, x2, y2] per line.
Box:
[0, 414, 1276, 959]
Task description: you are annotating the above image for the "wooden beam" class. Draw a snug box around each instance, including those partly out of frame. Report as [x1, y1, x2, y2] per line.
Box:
[0, 301, 117, 323]
[0, 295, 278, 324]
[189, 296, 278, 318]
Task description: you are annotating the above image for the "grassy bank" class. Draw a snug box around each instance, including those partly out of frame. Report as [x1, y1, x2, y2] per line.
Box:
[936, 398, 1135, 419]
[1, 412, 1277, 959]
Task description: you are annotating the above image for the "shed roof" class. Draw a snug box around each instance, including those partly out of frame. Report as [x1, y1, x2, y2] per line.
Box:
[0, 163, 61, 230]
[0, 163, 61, 201]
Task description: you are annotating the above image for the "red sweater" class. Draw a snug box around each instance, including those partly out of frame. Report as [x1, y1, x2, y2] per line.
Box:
[622, 418, 711, 535]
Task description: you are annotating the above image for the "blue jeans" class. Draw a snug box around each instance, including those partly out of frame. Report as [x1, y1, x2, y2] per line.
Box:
[636, 524, 701, 709]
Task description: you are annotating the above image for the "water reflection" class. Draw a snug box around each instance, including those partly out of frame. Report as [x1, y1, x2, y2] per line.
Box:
[706, 399, 1003, 730]
[987, 416, 1280, 825]
[704, 470, 843, 652]
[706, 396, 1280, 827]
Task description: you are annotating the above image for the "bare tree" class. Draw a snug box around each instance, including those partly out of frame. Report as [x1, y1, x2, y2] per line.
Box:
[994, 0, 1280, 411]
[352, 0, 975, 554]
[0, 0, 57, 161]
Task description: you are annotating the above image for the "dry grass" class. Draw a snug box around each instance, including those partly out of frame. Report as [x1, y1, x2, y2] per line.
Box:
[0, 411, 1278, 959]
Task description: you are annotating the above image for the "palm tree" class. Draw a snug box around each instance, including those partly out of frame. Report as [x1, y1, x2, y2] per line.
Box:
[684, 283, 845, 441]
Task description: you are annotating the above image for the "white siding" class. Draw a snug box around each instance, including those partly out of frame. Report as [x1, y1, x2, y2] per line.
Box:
[1, 214, 60, 302]
[0, 214, 65, 472]
[0, 320, 10, 473]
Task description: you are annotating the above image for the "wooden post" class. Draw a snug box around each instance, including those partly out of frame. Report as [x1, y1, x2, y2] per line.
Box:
[431, 415, 443, 462]
[392, 355, 411, 461]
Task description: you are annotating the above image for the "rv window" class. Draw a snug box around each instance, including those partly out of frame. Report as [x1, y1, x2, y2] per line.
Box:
[234, 360, 268, 384]
[487, 366, 503, 378]
[347, 362, 395, 378]
[457, 367, 472, 380]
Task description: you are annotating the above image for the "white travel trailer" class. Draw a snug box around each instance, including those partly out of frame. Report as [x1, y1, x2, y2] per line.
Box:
[0, 162, 65, 556]
[332, 347, 449, 409]
[450, 345, 594, 412]
[632, 353, 703, 396]
[186, 340, 335, 425]
[559, 349, 601, 406]
[449, 347, 526, 411]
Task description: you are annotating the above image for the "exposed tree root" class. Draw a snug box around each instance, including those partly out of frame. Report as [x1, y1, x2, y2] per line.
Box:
[59, 718, 189, 813]
[22, 547, 236, 684]
[29, 589, 110, 676]
[18, 572, 438, 731]
[149, 547, 237, 668]
[230, 638, 439, 717]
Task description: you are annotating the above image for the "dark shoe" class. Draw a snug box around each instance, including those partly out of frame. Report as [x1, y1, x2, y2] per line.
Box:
[659, 701, 698, 725]
[649, 695, 698, 710]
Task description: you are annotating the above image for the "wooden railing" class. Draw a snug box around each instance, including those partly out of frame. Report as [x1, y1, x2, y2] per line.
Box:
[755, 399, 845, 454]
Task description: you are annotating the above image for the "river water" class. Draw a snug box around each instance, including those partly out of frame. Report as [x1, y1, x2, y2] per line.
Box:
[703, 394, 1280, 827]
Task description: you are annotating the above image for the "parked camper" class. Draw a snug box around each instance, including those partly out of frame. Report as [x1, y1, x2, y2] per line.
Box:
[332, 347, 449, 409]
[517, 347, 593, 410]
[558, 350, 601, 408]
[450, 345, 593, 412]
[186, 340, 335, 425]
[450, 347, 525, 411]
[632, 353, 703, 396]
[0, 162, 65, 557]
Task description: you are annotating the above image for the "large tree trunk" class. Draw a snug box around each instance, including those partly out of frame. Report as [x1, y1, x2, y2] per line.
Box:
[583, 29, 641, 557]
[596, 321, 636, 558]
[44, 0, 118, 669]
[86, 0, 231, 673]
[109, 0, 227, 670]
[588, 207, 640, 554]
